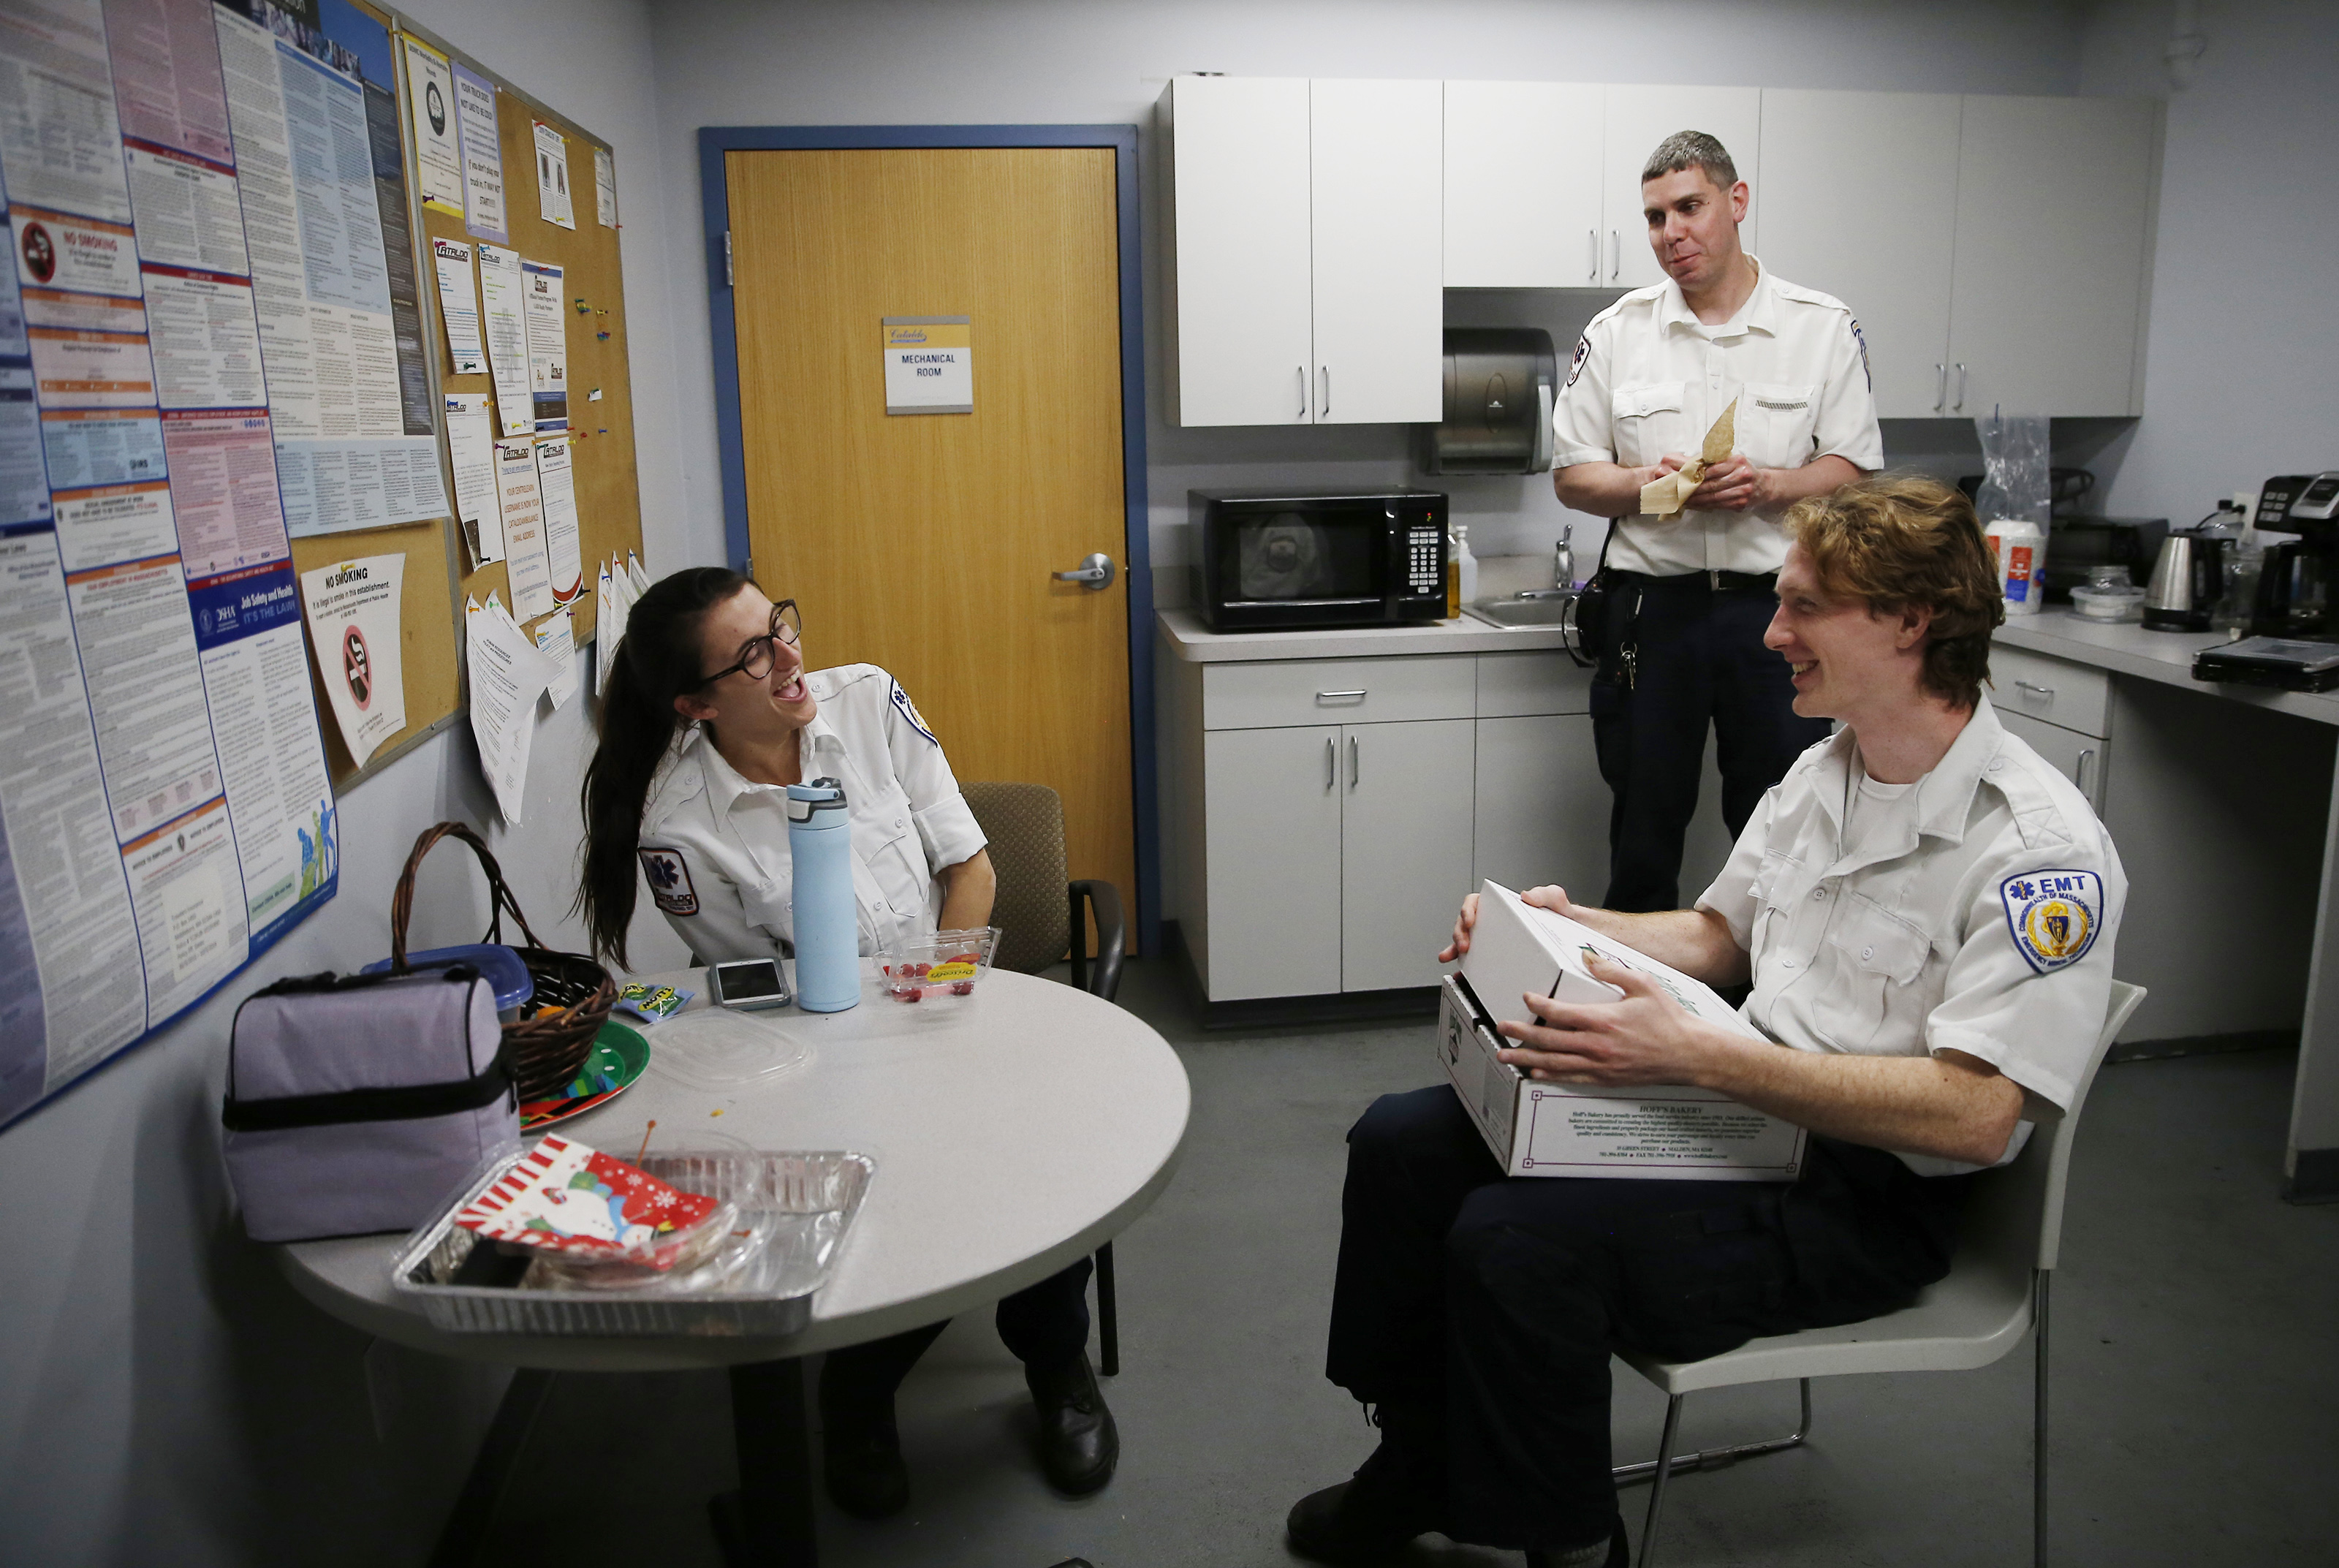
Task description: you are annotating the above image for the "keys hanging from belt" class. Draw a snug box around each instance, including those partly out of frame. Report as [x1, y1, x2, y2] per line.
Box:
[1621, 645, 1638, 691]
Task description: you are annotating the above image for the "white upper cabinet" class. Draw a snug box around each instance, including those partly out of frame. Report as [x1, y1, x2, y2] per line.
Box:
[1948, 95, 2160, 419]
[1599, 85, 1762, 289]
[1444, 80, 1604, 288]
[1757, 90, 1963, 417]
[1312, 78, 1444, 424]
[1163, 76, 1315, 427]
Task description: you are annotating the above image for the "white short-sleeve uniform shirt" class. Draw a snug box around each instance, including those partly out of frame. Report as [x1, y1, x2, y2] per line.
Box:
[637, 664, 987, 964]
[1695, 695, 2126, 1175]
[1553, 258, 1884, 577]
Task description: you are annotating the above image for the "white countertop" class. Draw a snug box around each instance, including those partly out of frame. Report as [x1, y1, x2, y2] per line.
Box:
[1994, 610, 2339, 727]
[1156, 606, 1571, 663]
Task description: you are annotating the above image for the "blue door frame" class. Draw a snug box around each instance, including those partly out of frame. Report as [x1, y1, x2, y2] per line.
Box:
[697, 124, 1159, 956]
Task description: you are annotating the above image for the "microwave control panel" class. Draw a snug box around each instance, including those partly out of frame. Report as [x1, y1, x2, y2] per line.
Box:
[1406, 523, 1444, 594]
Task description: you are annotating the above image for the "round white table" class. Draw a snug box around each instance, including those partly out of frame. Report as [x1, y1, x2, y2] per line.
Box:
[278, 967, 1189, 1565]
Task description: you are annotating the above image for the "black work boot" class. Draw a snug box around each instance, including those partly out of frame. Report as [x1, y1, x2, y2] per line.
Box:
[1286, 1437, 1444, 1564]
[1025, 1349, 1119, 1495]
[818, 1378, 909, 1519]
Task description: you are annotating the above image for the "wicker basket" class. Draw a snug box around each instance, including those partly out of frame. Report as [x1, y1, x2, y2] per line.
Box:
[390, 822, 615, 1102]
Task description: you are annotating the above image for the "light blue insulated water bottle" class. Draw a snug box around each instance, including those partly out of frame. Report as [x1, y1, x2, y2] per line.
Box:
[786, 776, 859, 1012]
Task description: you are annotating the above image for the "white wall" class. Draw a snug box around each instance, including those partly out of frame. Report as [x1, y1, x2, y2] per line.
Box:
[2078, 0, 2339, 524]
[647, 0, 2090, 591]
[0, 3, 689, 1563]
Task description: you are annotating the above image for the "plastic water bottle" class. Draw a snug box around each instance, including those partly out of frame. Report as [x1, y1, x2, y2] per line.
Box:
[786, 776, 859, 1012]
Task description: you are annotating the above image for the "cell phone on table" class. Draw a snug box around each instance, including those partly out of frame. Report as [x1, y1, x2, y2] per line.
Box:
[708, 957, 792, 1011]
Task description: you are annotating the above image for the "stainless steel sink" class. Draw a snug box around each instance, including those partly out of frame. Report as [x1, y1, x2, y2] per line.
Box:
[1466, 591, 1576, 629]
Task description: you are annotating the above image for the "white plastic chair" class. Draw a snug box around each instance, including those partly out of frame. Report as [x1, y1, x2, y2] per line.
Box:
[1613, 980, 2146, 1568]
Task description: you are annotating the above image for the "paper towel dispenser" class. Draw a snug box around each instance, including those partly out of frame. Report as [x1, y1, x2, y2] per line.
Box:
[1421, 327, 1558, 476]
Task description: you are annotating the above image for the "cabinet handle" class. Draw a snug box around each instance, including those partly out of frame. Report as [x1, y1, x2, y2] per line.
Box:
[1320, 365, 1330, 417]
[1587, 227, 1598, 282]
[1324, 735, 1335, 791]
[1296, 365, 1306, 420]
[1954, 363, 1968, 411]
[1349, 733, 1360, 789]
[2077, 748, 2097, 799]
[1608, 228, 1620, 280]
[2014, 679, 2055, 700]
[1934, 363, 1946, 412]
[1315, 689, 1367, 702]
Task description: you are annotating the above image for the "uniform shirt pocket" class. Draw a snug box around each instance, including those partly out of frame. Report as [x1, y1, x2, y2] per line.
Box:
[1747, 849, 1800, 967]
[1743, 382, 1820, 471]
[1610, 380, 1687, 469]
[1816, 894, 1933, 1052]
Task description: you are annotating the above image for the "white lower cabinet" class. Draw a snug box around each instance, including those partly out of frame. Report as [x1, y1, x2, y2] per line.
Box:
[1474, 713, 1610, 901]
[1342, 718, 1477, 990]
[1200, 724, 1346, 999]
[1998, 708, 2112, 817]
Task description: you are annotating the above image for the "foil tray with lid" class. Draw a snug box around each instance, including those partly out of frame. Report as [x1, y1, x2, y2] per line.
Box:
[390, 1148, 873, 1336]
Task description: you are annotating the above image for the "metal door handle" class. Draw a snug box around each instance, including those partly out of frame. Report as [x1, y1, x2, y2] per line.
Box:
[2076, 748, 2097, 799]
[1934, 363, 1946, 412]
[1608, 229, 1620, 280]
[1324, 735, 1335, 791]
[1051, 552, 1116, 589]
[1954, 363, 1968, 411]
[1587, 227, 1598, 281]
[2014, 679, 2054, 699]
[1315, 689, 1367, 703]
[1320, 365, 1330, 417]
[1349, 733, 1360, 788]
[1296, 365, 1306, 419]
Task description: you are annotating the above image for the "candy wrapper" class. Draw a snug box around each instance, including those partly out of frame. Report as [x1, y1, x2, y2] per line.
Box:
[614, 981, 692, 1023]
[1637, 397, 1738, 520]
[454, 1135, 729, 1272]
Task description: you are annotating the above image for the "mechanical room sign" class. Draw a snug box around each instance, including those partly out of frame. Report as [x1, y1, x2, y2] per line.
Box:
[882, 315, 972, 414]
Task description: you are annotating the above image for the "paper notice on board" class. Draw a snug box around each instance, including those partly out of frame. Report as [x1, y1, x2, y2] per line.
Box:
[429, 237, 484, 375]
[493, 437, 553, 619]
[534, 607, 577, 709]
[466, 594, 556, 825]
[534, 433, 583, 603]
[590, 558, 615, 694]
[531, 120, 574, 230]
[443, 390, 495, 553]
[592, 144, 616, 228]
[298, 552, 405, 768]
[451, 61, 506, 245]
[475, 242, 531, 437]
[0, 0, 136, 225]
[628, 551, 650, 594]
[521, 260, 566, 430]
[401, 37, 464, 216]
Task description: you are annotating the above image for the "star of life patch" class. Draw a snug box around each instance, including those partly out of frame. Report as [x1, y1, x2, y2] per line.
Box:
[639, 847, 700, 916]
[2000, 869, 2102, 974]
[1849, 317, 1872, 390]
[1564, 333, 1591, 390]
[890, 678, 938, 746]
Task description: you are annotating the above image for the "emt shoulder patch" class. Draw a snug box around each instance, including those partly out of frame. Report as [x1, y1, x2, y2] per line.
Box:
[2000, 870, 2103, 974]
[638, 847, 699, 916]
[890, 678, 938, 746]
[1564, 333, 1591, 390]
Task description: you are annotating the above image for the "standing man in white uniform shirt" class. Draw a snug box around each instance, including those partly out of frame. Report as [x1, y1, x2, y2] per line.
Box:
[1554, 131, 1884, 912]
[1286, 476, 2124, 1568]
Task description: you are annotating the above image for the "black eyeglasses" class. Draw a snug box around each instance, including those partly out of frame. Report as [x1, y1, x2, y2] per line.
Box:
[699, 599, 802, 686]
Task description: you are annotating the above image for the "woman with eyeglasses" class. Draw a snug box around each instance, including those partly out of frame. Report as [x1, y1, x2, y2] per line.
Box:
[577, 567, 1118, 1517]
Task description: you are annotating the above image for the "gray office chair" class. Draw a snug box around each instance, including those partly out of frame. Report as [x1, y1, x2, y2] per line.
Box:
[1615, 980, 2146, 1568]
[960, 781, 1128, 1374]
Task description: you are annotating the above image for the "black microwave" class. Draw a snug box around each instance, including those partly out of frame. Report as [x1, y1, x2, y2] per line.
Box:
[1189, 490, 1449, 632]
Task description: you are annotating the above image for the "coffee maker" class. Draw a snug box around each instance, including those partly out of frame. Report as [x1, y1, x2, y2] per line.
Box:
[2193, 473, 2339, 691]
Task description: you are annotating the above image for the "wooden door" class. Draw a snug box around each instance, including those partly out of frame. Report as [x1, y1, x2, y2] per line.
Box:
[1601, 86, 1763, 289]
[1948, 95, 2157, 417]
[1444, 80, 1605, 289]
[1163, 77, 1314, 427]
[726, 146, 1134, 924]
[1758, 89, 1963, 417]
[1309, 79, 1444, 424]
[1341, 718, 1475, 993]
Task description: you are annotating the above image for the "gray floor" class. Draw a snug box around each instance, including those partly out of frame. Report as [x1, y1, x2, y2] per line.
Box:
[480, 958, 2339, 1566]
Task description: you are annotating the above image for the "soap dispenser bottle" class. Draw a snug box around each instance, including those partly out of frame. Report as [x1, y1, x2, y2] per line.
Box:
[1449, 523, 1477, 616]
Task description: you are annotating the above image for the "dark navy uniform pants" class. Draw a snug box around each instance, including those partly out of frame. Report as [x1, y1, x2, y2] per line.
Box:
[1591, 573, 1832, 913]
[1325, 1086, 1969, 1551]
[823, 1257, 1092, 1406]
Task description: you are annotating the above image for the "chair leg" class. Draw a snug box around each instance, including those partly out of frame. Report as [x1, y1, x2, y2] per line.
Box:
[1612, 1377, 1811, 1485]
[2034, 1270, 2051, 1568]
[1095, 1242, 1118, 1377]
[1639, 1393, 1686, 1568]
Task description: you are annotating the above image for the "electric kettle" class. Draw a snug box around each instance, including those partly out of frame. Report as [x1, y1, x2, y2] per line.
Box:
[2143, 530, 2226, 632]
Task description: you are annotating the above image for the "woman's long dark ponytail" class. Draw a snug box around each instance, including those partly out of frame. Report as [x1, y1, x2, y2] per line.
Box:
[577, 566, 750, 966]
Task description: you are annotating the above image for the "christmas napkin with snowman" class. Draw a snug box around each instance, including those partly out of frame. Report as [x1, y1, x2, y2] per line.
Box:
[454, 1135, 719, 1269]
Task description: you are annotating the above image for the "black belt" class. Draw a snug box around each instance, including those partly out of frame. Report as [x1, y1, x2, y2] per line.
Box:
[1612, 568, 1779, 594]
